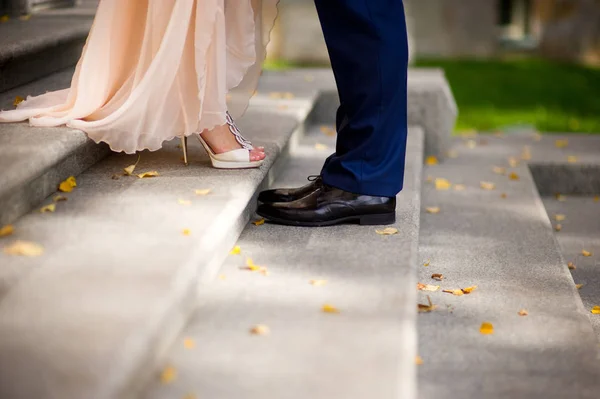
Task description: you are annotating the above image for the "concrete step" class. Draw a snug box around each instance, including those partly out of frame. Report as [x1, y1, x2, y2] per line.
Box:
[542, 195, 600, 343]
[417, 134, 600, 399]
[141, 125, 424, 399]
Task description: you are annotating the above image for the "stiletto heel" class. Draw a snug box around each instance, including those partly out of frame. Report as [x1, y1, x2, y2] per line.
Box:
[181, 136, 189, 166]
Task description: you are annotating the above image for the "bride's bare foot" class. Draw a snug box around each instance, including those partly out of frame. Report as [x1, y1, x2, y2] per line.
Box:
[201, 123, 265, 162]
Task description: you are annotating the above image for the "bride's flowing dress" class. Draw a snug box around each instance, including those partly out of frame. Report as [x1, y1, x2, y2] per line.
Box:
[0, 0, 279, 154]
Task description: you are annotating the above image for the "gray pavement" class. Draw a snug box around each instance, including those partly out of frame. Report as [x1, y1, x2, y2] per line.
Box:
[142, 125, 424, 399]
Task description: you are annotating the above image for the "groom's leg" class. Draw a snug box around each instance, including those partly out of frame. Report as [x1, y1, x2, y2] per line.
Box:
[315, 0, 409, 197]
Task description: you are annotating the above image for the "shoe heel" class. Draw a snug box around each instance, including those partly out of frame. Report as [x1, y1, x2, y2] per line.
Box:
[359, 213, 396, 226]
[181, 136, 189, 166]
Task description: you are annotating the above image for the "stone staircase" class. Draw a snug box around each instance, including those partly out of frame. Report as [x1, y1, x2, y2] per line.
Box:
[2, 9, 600, 399]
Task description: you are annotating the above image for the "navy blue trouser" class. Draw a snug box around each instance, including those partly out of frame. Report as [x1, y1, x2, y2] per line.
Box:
[314, 0, 409, 197]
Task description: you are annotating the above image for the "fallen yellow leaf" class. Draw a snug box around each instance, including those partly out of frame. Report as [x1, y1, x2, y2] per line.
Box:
[417, 296, 437, 313]
[0, 225, 14, 237]
[3, 240, 44, 257]
[480, 322, 494, 335]
[567, 155, 578, 164]
[253, 218, 265, 226]
[521, 146, 532, 161]
[182, 229, 191, 236]
[435, 178, 452, 190]
[229, 246, 241, 255]
[195, 189, 212, 196]
[415, 355, 423, 365]
[183, 338, 196, 349]
[283, 92, 295, 100]
[160, 365, 177, 384]
[509, 172, 520, 181]
[0, 15, 9, 23]
[423, 260, 431, 267]
[508, 157, 519, 168]
[594, 196, 599, 203]
[53, 195, 68, 202]
[19, 14, 31, 21]
[568, 262, 576, 270]
[554, 214, 566, 222]
[40, 204, 56, 213]
[582, 250, 592, 257]
[493, 166, 507, 175]
[555, 139, 568, 148]
[13, 96, 24, 106]
[320, 125, 336, 136]
[576, 284, 584, 290]
[426, 176, 434, 183]
[245, 258, 267, 274]
[556, 194, 567, 202]
[218, 274, 226, 280]
[310, 279, 328, 286]
[500, 193, 508, 199]
[58, 176, 77, 192]
[518, 309, 529, 316]
[454, 184, 466, 191]
[123, 154, 141, 176]
[462, 286, 478, 294]
[322, 304, 340, 314]
[178, 199, 191, 206]
[431, 273, 444, 281]
[268, 92, 283, 99]
[278, 104, 289, 110]
[425, 156, 439, 165]
[426, 207, 441, 214]
[137, 171, 159, 178]
[555, 224, 563, 232]
[250, 324, 271, 335]
[480, 181, 496, 191]
[183, 394, 198, 399]
[376, 227, 398, 235]
[443, 289, 464, 296]
[591, 306, 600, 315]
[417, 283, 440, 292]
[315, 143, 329, 151]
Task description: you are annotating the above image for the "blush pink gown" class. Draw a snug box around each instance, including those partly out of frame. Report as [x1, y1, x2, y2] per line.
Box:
[0, 0, 278, 154]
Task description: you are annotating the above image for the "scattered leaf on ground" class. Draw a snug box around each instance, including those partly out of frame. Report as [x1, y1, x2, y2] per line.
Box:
[229, 246, 241, 255]
[40, 203, 57, 213]
[480, 322, 494, 335]
[137, 171, 159, 178]
[462, 286, 478, 294]
[443, 289, 464, 296]
[53, 195, 68, 202]
[426, 176, 434, 183]
[568, 262, 576, 270]
[58, 176, 77, 192]
[159, 365, 177, 384]
[376, 227, 398, 235]
[521, 146, 532, 160]
[218, 274, 227, 280]
[4, 241, 44, 257]
[320, 125, 336, 136]
[253, 218, 265, 226]
[278, 104, 289, 110]
[283, 92, 295, 100]
[182, 229, 191, 236]
[183, 338, 196, 349]
[423, 260, 431, 267]
[556, 194, 567, 202]
[454, 184, 466, 191]
[425, 156, 439, 165]
[195, 189, 212, 196]
[417, 283, 440, 292]
[426, 207, 441, 214]
[493, 166, 507, 175]
[0, 15, 9, 23]
[0, 225, 14, 237]
[509, 172, 520, 181]
[183, 394, 198, 399]
[111, 174, 120, 180]
[322, 304, 340, 314]
[268, 92, 283, 99]
[518, 309, 529, 316]
[500, 193, 508, 199]
[554, 214, 566, 222]
[582, 250, 592, 257]
[178, 199, 191, 206]
[19, 14, 31, 21]
[555, 139, 568, 148]
[13, 96, 24, 106]
[415, 356, 423, 365]
[555, 224, 563, 232]
[591, 306, 600, 315]
[576, 284, 584, 290]
[250, 324, 271, 335]
[431, 273, 444, 281]
[480, 181, 496, 190]
[567, 155, 578, 164]
[508, 157, 519, 167]
[123, 154, 141, 176]
[244, 258, 268, 274]
[310, 279, 328, 286]
[418, 296, 437, 313]
[315, 143, 329, 151]
[595, 196, 599, 203]
[435, 178, 452, 190]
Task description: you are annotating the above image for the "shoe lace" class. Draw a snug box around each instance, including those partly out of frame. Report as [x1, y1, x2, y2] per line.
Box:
[225, 111, 254, 150]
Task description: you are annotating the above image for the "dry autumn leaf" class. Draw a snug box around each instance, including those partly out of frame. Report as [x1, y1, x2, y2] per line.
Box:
[376, 227, 398, 235]
[480, 322, 494, 335]
[554, 214, 566, 222]
[195, 189, 211, 196]
[521, 146, 532, 161]
[253, 218, 265, 226]
[137, 171, 159, 178]
[218, 274, 227, 280]
[283, 92, 295, 100]
[53, 195, 67, 202]
[568, 262, 576, 270]
[310, 279, 328, 286]
[0, 15, 9, 23]
[425, 156, 439, 165]
[567, 156, 578, 164]
[594, 196, 599, 202]
[417, 283, 440, 292]
[518, 309, 529, 316]
[431, 273, 444, 281]
[480, 181, 496, 190]
[500, 193, 508, 199]
[576, 284, 584, 290]
[426, 176, 434, 183]
[159, 365, 177, 384]
[178, 199, 191, 206]
[0, 225, 14, 237]
[462, 286, 478, 294]
[250, 324, 271, 335]
[423, 260, 431, 267]
[183, 338, 196, 349]
[19, 14, 31, 21]
[268, 92, 283, 99]
[426, 207, 441, 214]
[508, 157, 519, 167]
[555, 224, 563, 232]
[245, 258, 267, 274]
[123, 154, 141, 176]
[556, 194, 567, 202]
[322, 304, 340, 314]
[315, 143, 329, 151]
[417, 296, 437, 313]
[555, 139, 569, 148]
[582, 250, 592, 257]
[40, 204, 56, 213]
[591, 306, 600, 315]
[443, 289, 464, 296]
[13, 96, 24, 106]
[58, 176, 77, 192]
[493, 166, 507, 175]
[435, 178, 452, 190]
[320, 125, 336, 136]
[509, 172, 520, 181]
[183, 394, 198, 399]
[229, 245, 241, 255]
[3, 240, 44, 257]
[182, 229, 191, 236]
[415, 356, 423, 365]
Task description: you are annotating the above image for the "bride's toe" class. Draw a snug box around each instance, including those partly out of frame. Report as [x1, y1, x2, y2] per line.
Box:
[250, 149, 266, 162]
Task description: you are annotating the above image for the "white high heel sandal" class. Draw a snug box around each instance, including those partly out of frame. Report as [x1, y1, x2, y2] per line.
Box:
[180, 112, 264, 169]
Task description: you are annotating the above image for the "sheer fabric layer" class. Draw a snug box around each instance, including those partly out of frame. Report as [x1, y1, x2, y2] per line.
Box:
[0, 0, 278, 154]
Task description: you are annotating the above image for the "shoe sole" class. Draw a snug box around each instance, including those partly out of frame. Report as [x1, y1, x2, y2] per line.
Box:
[256, 211, 396, 227]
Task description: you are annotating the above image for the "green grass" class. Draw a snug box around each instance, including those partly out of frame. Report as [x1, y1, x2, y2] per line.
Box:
[414, 58, 600, 133]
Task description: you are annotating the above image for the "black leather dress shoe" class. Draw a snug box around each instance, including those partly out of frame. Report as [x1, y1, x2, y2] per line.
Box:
[257, 185, 396, 227]
[258, 175, 322, 204]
